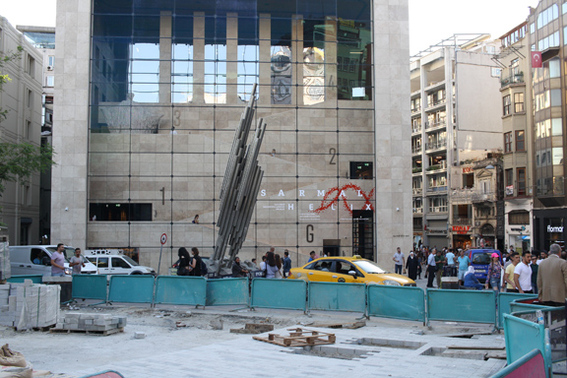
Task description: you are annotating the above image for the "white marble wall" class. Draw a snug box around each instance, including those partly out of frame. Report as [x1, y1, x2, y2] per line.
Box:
[51, 0, 91, 250]
[373, 0, 412, 268]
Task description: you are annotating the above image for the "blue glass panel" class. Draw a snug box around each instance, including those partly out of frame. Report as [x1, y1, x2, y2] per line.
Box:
[93, 15, 132, 37]
[94, 0, 132, 14]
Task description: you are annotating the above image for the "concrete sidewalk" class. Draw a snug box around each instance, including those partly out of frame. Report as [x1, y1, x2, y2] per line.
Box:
[59, 306, 506, 378]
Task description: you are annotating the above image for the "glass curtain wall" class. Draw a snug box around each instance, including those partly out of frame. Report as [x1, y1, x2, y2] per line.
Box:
[88, 0, 375, 265]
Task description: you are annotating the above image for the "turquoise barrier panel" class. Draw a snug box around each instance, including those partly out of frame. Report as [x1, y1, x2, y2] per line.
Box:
[308, 282, 366, 313]
[206, 278, 248, 306]
[251, 279, 306, 311]
[7, 275, 43, 283]
[72, 275, 108, 300]
[497, 293, 537, 329]
[108, 275, 155, 303]
[491, 349, 545, 378]
[427, 289, 496, 324]
[367, 285, 425, 322]
[503, 314, 550, 377]
[154, 276, 206, 306]
[509, 302, 555, 314]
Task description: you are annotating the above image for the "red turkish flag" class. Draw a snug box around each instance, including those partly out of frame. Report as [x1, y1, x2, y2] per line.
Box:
[531, 51, 543, 68]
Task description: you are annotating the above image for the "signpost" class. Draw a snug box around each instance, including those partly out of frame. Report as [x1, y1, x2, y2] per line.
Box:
[152, 233, 167, 308]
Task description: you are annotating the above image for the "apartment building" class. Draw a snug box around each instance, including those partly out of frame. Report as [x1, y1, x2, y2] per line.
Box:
[0, 17, 44, 244]
[410, 34, 503, 250]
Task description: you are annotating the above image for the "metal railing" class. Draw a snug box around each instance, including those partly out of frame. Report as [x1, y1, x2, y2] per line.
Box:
[424, 140, 447, 151]
[500, 73, 524, 88]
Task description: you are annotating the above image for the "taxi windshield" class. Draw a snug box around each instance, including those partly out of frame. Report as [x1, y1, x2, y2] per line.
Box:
[352, 260, 386, 274]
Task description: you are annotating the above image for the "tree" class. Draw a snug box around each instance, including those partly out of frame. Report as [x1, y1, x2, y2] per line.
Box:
[0, 47, 55, 201]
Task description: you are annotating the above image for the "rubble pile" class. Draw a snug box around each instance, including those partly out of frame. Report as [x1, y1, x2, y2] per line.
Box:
[54, 313, 127, 334]
[0, 281, 60, 330]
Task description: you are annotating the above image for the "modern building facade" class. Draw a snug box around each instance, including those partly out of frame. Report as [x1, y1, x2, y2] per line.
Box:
[52, 0, 411, 272]
[498, 22, 534, 253]
[0, 17, 44, 245]
[528, 0, 567, 252]
[410, 35, 503, 250]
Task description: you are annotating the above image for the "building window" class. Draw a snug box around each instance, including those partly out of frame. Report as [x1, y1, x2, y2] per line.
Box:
[517, 167, 526, 196]
[503, 95, 511, 116]
[515, 130, 525, 152]
[509, 210, 529, 225]
[46, 76, 54, 87]
[25, 120, 31, 140]
[48, 55, 54, 67]
[505, 169, 513, 196]
[514, 93, 524, 112]
[89, 203, 152, 221]
[350, 162, 373, 179]
[27, 54, 35, 78]
[26, 89, 33, 108]
[504, 132, 512, 153]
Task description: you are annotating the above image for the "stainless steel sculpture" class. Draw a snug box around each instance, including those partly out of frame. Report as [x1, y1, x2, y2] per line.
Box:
[210, 84, 266, 275]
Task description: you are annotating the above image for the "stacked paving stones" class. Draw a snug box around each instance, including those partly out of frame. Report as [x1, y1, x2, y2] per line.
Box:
[0, 281, 60, 329]
[55, 313, 127, 334]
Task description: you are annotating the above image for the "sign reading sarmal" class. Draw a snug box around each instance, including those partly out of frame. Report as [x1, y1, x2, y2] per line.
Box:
[547, 225, 564, 233]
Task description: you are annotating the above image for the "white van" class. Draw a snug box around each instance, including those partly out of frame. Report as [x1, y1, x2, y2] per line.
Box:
[85, 249, 156, 276]
[10, 245, 97, 276]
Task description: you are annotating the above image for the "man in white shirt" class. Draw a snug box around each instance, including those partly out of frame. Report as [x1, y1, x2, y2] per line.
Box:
[445, 249, 456, 276]
[426, 251, 437, 288]
[514, 251, 533, 294]
[392, 247, 405, 275]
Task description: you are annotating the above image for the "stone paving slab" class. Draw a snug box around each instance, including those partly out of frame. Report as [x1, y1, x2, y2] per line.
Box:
[69, 320, 507, 377]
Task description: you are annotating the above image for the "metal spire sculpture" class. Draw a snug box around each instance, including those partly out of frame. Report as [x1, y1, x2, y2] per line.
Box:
[210, 84, 266, 275]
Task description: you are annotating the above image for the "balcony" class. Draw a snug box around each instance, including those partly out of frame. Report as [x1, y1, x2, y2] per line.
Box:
[451, 188, 497, 203]
[426, 161, 447, 173]
[412, 145, 422, 154]
[452, 217, 472, 225]
[426, 98, 446, 110]
[412, 126, 422, 135]
[411, 107, 421, 114]
[428, 206, 448, 214]
[413, 188, 423, 196]
[413, 207, 423, 214]
[500, 72, 524, 88]
[424, 140, 447, 152]
[425, 120, 446, 131]
[427, 185, 447, 194]
[412, 167, 422, 175]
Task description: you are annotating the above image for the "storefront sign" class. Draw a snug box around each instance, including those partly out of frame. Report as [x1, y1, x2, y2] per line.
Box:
[462, 167, 473, 173]
[547, 225, 564, 233]
[452, 226, 471, 234]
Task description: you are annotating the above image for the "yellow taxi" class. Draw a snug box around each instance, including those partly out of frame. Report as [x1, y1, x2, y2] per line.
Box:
[288, 255, 416, 286]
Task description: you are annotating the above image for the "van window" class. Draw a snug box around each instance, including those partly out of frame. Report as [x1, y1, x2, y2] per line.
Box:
[30, 249, 49, 265]
[96, 257, 109, 268]
[472, 252, 491, 265]
[112, 257, 130, 269]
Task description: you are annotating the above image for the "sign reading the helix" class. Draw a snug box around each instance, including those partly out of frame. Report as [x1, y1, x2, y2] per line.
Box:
[260, 183, 375, 220]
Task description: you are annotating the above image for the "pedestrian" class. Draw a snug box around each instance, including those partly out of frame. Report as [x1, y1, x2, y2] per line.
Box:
[392, 247, 405, 275]
[484, 253, 502, 292]
[457, 249, 470, 285]
[251, 258, 257, 268]
[406, 251, 419, 280]
[537, 243, 567, 306]
[69, 247, 85, 275]
[176, 247, 191, 276]
[192, 214, 199, 224]
[416, 251, 423, 279]
[463, 266, 484, 290]
[51, 243, 67, 277]
[265, 252, 279, 278]
[189, 247, 202, 276]
[308, 251, 317, 262]
[530, 254, 539, 295]
[445, 249, 456, 277]
[283, 250, 292, 278]
[435, 249, 446, 289]
[426, 249, 436, 288]
[504, 252, 520, 292]
[275, 254, 283, 279]
[231, 256, 249, 277]
[513, 251, 533, 294]
[537, 251, 547, 265]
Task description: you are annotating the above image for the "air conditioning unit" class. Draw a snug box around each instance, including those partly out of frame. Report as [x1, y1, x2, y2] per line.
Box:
[47, 65, 53, 71]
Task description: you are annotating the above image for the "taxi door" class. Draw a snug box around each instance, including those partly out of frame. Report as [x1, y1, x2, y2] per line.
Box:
[303, 260, 336, 282]
[330, 260, 360, 283]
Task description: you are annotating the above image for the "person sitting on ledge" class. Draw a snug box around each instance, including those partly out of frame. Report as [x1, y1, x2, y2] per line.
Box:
[463, 266, 484, 290]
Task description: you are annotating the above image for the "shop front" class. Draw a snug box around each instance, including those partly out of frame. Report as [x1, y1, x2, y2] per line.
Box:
[451, 225, 472, 250]
[534, 209, 566, 252]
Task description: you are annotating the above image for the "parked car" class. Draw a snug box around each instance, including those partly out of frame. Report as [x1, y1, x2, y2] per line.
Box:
[467, 249, 501, 283]
[10, 245, 97, 276]
[85, 249, 156, 276]
[288, 255, 416, 286]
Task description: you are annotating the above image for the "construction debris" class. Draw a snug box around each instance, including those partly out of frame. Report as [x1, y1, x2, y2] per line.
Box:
[310, 321, 366, 329]
[0, 281, 60, 330]
[230, 323, 274, 334]
[51, 313, 126, 336]
[253, 328, 336, 347]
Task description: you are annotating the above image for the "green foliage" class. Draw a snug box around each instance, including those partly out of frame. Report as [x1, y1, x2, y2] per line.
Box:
[0, 143, 54, 195]
[0, 46, 55, 199]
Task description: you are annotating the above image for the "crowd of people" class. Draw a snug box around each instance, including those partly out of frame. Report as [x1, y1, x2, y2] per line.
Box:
[394, 243, 567, 305]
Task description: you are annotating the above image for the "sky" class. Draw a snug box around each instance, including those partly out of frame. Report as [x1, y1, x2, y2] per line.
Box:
[2, 0, 541, 55]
